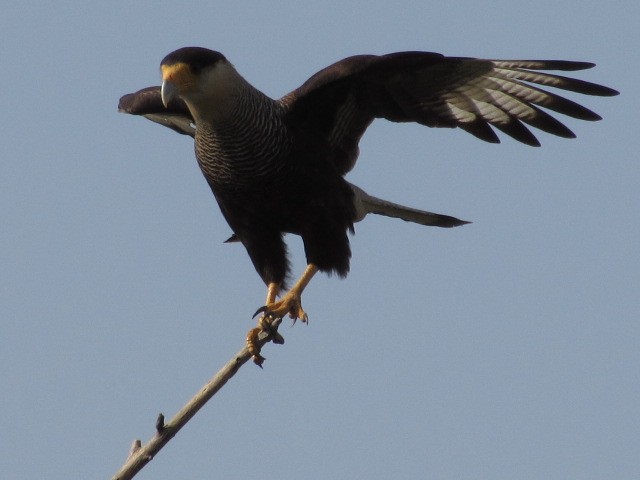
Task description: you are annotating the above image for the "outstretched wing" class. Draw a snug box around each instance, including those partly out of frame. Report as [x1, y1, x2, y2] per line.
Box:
[118, 86, 195, 137]
[280, 52, 618, 175]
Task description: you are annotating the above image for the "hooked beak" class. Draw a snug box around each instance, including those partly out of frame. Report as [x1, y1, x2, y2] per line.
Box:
[161, 79, 178, 108]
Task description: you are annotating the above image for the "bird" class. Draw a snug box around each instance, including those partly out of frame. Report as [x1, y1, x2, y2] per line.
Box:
[119, 47, 617, 358]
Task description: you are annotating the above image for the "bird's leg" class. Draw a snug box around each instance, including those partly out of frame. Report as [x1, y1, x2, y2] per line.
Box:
[256, 281, 284, 336]
[255, 264, 318, 324]
[246, 265, 318, 366]
[265, 282, 279, 305]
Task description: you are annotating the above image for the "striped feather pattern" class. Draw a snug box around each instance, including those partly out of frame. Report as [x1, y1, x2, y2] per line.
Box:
[195, 84, 291, 187]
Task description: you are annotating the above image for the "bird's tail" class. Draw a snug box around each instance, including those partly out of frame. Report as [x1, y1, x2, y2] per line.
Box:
[349, 183, 470, 228]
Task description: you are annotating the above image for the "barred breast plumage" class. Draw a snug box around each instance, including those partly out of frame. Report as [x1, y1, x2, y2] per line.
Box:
[194, 85, 292, 189]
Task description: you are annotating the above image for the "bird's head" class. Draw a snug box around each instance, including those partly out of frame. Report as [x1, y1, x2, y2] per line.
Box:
[160, 47, 240, 120]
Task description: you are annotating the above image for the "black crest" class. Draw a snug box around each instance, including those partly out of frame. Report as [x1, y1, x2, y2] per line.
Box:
[161, 47, 226, 74]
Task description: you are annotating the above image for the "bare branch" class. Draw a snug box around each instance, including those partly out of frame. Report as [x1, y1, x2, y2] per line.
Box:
[110, 325, 279, 480]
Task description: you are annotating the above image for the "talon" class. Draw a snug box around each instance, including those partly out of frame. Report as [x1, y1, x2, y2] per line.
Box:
[253, 305, 269, 319]
[254, 265, 317, 324]
[253, 355, 265, 367]
[259, 292, 308, 324]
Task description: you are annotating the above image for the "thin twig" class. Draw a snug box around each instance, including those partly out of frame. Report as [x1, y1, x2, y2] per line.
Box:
[110, 324, 280, 480]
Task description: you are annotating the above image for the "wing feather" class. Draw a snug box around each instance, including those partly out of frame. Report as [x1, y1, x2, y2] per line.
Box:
[282, 53, 617, 173]
[118, 86, 196, 137]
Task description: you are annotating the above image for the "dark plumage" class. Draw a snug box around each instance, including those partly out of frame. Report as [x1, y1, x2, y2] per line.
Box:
[119, 47, 617, 325]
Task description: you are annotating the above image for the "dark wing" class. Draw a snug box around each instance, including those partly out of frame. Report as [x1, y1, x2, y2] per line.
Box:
[280, 52, 618, 175]
[118, 86, 195, 137]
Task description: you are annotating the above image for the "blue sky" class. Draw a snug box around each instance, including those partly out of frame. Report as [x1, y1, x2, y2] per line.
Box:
[2, 2, 638, 479]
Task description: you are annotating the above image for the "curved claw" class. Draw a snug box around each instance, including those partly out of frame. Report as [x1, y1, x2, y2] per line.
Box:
[253, 293, 308, 324]
[253, 305, 269, 319]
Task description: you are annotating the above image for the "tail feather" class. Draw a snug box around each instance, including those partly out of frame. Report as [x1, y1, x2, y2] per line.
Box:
[349, 183, 470, 228]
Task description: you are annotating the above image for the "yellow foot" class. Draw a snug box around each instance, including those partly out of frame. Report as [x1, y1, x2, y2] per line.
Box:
[254, 290, 309, 324]
[246, 326, 266, 367]
[245, 316, 284, 368]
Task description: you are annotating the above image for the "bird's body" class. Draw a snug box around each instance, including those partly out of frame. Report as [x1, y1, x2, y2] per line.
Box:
[176, 58, 358, 286]
[119, 47, 617, 339]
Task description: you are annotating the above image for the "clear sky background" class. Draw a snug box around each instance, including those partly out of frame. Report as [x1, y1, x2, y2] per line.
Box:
[2, 2, 637, 479]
